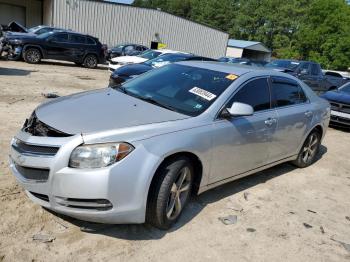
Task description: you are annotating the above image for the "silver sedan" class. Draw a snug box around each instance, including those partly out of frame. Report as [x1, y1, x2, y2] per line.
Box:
[9, 62, 330, 229]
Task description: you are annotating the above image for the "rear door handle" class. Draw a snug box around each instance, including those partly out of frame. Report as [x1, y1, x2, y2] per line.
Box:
[264, 118, 277, 126]
[305, 111, 313, 118]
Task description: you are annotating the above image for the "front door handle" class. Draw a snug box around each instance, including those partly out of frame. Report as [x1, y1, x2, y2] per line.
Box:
[305, 111, 313, 118]
[264, 118, 277, 126]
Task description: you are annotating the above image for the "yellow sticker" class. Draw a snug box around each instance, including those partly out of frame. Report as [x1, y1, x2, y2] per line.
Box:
[226, 74, 238, 81]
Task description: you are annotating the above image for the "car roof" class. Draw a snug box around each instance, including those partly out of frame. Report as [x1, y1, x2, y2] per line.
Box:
[176, 61, 282, 76]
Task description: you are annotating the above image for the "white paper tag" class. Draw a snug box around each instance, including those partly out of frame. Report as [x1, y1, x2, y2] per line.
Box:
[189, 87, 217, 101]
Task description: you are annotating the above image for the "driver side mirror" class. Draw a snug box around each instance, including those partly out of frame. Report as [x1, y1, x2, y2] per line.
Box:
[221, 102, 254, 118]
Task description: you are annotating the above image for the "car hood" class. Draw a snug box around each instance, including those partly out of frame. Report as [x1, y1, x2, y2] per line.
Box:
[321, 90, 350, 104]
[35, 88, 189, 135]
[111, 56, 147, 63]
[113, 63, 152, 77]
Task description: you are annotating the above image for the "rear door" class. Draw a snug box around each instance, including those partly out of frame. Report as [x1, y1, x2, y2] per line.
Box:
[68, 34, 87, 62]
[268, 76, 313, 161]
[210, 77, 278, 183]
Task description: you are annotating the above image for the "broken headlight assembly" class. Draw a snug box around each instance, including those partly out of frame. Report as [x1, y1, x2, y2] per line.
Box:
[69, 143, 134, 169]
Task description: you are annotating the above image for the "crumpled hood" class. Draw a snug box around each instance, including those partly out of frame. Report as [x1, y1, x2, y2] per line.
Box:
[322, 90, 350, 104]
[35, 88, 189, 134]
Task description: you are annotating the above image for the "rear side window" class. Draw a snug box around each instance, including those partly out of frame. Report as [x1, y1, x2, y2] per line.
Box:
[86, 37, 96, 45]
[50, 33, 68, 43]
[271, 77, 308, 107]
[229, 78, 271, 112]
[70, 34, 86, 44]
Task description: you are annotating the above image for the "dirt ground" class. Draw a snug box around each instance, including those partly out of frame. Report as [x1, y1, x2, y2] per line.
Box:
[0, 60, 350, 262]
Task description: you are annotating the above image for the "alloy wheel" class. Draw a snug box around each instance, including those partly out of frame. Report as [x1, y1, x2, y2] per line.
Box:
[27, 50, 40, 63]
[302, 133, 319, 163]
[166, 166, 192, 220]
[85, 55, 97, 68]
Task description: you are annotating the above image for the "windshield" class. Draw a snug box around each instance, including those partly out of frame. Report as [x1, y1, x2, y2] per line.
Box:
[139, 50, 162, 60]
[144, 54, 190, 67]
[339, 83, 350, 93]
[115, 64, 236, 116]
[265, 60, 300, 70]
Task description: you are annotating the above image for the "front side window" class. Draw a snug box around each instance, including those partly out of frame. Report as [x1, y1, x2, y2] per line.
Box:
[228, 78, 271, 112]
[271, 77, 308, 107]
[50, 33, 68, 43]
[124, 45, 134, 52]
[70, 34, 86, 44]
[116, 64, 236, 116]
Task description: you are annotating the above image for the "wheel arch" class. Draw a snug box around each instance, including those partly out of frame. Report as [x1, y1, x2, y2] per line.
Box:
[23, 44, 45, 58]
[147, 151, 204, 204]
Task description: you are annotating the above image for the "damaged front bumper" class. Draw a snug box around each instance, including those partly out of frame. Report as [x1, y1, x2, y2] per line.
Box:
[9, 130, 156, 224]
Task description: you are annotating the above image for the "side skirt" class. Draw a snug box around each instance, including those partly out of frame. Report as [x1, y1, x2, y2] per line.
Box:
[197, 155, 297, 194]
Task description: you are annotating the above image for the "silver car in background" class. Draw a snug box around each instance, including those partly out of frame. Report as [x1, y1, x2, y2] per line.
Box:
[9, 62, 330, 229]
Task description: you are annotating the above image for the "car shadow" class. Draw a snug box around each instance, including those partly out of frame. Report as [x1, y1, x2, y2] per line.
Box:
[47, 145, 327, 240]
[0, 67, 35, 76]
[40, 60, 108, 70]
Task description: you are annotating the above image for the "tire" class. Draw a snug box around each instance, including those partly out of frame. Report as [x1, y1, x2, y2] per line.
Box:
[292, 130, 321, 168]
[83, 54, 98, 68]
[23, 48, 41, 64]
[146, 157, 194, 230]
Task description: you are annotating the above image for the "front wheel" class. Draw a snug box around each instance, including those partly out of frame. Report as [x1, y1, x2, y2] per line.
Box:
[292, 130, 321, 168]
[146, 157, 194, 229]
[23, 48, 41, 64]
[83, 54, 98, 68]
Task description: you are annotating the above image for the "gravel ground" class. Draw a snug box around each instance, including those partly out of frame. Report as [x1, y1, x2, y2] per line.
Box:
[0, 60, 350, 262]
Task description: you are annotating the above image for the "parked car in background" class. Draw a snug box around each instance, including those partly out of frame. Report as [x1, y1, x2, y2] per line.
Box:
[1, 24, 68, 60]
[108, 49, 185, 72]
[265, 59, 348, 93]
[321, 82, 350, 127]
[106, 43, 148, 60]
[109, 53, 216, 86]
[9, 62, 329, 229]
[218, 57, 267, 67]
[2, 31, 106, 68]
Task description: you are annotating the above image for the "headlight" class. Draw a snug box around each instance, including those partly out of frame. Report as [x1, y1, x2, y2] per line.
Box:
[69, 143, 134, 168]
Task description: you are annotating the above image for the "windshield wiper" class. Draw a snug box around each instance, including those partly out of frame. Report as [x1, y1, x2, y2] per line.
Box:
[135, 95, 179, 112]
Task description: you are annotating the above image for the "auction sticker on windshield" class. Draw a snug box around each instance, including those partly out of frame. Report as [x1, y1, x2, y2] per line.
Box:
[189, 87, 217, 101]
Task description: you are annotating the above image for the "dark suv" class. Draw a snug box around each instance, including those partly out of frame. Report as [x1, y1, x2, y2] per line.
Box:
[3, 31, 106, 68]
[265, 59, 348, 93]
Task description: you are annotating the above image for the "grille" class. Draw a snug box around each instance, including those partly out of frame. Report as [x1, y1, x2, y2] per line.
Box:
[12, 139, 59, 156]
[14, 164, 49, 182]
[331, 115, 350, 125]
[330, 101, 350, 114]
[29, 192, 49, 202]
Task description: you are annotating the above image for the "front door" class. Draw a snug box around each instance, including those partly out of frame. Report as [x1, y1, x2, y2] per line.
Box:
[45, 33, 70, 59]
[210, 77, 277, 184]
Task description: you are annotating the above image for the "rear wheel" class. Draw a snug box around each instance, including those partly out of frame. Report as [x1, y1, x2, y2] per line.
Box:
[23, 48, 41, 64]
[146, 157, 194, 229]
[83, 54, 98, 68]
[292, 130, 321, 168]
